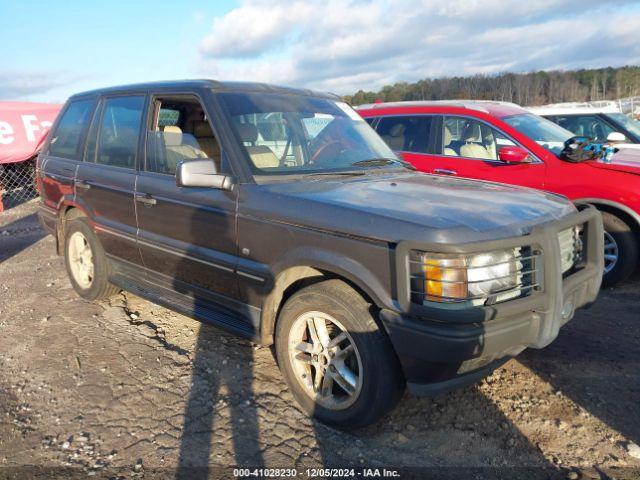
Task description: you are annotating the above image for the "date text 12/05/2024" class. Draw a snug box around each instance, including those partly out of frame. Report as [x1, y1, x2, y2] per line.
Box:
[233, 468, 401, 477]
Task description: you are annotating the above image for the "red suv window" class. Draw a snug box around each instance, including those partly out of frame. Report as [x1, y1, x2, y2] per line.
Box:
[374, 115, 436, 154]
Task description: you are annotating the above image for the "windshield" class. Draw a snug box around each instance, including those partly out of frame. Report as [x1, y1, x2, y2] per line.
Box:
[608, 113, 640, 139]
[218, 92, 402, 178]
[503, 113, 574, 156]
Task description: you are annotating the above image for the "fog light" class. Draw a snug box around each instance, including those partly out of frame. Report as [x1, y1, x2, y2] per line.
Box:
[561, 301, 574, 320]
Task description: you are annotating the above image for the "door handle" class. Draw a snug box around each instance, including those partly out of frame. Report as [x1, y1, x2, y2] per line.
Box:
[433, 168, 457, 176]
[75, 180, 91, 190]
[135, 193, 157, 206]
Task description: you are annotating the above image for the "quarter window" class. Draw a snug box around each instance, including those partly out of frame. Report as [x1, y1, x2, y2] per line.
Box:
[96, 96, 145, 169]
[375, 116, 434, 154]
[48, 99, 95, 160]
[443, 116, 515, 160]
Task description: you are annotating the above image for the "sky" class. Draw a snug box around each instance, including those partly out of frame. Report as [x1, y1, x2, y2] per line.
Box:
[2, 0, 640, 103]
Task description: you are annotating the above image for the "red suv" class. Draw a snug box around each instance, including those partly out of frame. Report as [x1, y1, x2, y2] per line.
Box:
[357, 101, 640, 286]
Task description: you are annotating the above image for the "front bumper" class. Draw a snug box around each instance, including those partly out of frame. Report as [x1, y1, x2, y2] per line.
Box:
[383, 206, 603, 395]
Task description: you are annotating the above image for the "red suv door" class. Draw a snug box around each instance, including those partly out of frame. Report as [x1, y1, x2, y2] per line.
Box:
[431, 115, 546, 189]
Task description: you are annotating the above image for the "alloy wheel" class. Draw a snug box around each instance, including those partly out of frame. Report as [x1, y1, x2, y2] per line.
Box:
[287, 311, 363, 410]
[603, 231, 619, 274]
[68, 231, 94, 288]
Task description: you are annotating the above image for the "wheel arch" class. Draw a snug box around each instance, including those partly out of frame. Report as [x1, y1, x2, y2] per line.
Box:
[574, 198, 640, 237]
[55, 204, 89, 255]
[259, 265, 383, 346]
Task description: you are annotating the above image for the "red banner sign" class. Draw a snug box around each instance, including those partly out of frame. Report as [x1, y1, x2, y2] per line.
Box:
[0, 102, 62, 165]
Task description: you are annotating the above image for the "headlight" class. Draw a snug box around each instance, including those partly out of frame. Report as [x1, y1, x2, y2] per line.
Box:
[412, 247, 538, 305]
[558, 226, 582, 273]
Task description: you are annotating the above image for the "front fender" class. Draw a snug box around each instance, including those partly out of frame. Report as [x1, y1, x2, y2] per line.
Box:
[252, 246, 396, 345]
[268, 246, 394, 309]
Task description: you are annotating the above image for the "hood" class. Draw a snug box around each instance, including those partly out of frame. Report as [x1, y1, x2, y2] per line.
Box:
[246, 172, 576, 244]
[587, 148, 640, 176]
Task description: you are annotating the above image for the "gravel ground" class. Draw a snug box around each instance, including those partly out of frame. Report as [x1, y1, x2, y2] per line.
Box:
[0, 201, 639, 479]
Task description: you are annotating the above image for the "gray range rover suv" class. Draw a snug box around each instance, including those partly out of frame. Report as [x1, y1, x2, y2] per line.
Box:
[37, 80, 604, 428]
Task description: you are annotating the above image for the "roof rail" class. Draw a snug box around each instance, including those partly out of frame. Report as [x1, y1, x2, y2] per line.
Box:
[353, 99, 520, 113]
[527, 100, 622, 112]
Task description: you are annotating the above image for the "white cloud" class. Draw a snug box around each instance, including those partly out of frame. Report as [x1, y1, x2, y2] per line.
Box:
[0, 72, 72, 101]
[199, 2, 315, 57]
[197, 0, 640, 94]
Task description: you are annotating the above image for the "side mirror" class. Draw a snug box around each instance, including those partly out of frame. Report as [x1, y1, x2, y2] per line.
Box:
[606, 132, 626, 143]
[176, 159, 235, 190]
[498, 146, 530, 163]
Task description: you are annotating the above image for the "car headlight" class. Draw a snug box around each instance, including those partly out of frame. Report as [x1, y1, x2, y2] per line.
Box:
[412, 247, 538, 305]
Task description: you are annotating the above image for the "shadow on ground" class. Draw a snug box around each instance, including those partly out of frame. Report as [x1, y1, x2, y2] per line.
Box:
[519, 280, 640, 446]
[0, 213, 46, 263]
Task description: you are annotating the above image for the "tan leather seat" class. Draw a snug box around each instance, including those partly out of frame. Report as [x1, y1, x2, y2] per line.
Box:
[443, 125, 458, 156]
[192, 121, 221, 169]
[236, 123, 279, 168]
[163, 126, 207, 171]
[460, 124, 492, 159]
[383, 123, 406, 151]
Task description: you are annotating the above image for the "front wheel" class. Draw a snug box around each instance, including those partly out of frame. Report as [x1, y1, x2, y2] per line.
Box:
[601, 211, 639, 287]
[275, 280, 404, 429]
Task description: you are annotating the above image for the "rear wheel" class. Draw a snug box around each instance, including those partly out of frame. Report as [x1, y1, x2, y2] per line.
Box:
[601, 211, 639, 287]
[275, 279, 404, 429]
[64, 217, 119, 301]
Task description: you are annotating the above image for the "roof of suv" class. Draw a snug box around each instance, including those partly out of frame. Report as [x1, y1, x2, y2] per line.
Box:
[69, 79, 339, 100]
[354, 100, 528, 118]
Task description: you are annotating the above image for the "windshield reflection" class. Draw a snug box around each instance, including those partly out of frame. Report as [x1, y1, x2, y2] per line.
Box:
[218, 92, 405, 179]
[503, 113, 574, 155]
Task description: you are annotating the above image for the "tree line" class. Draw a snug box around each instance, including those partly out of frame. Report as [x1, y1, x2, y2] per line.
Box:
[344, 66, 640, 107]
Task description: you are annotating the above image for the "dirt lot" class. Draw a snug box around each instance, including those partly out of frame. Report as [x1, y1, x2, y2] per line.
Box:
[0, 201, 639, 479]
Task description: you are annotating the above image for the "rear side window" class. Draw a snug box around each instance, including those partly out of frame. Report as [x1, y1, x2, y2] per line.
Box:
[96, 96, 145, 169]
[48, 99, 95, 159]
[375, 116, 434, 154]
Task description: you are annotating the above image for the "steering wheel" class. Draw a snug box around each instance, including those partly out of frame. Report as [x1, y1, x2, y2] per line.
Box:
[310, 140, 346, 164]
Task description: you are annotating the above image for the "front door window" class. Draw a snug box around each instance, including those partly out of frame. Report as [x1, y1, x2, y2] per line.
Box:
[145, 96, 222, 175]
[442, 116, 515, 160]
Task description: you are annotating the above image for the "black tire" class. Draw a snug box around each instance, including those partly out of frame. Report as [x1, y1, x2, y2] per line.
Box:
[601, 211, 639, 287]
[63, 217, 119, 301]
[275, 279, 405, 429]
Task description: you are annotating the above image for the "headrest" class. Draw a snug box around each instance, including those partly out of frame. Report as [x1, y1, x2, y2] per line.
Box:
[463, 123, 481, 142]
[163, 125, 182, 146]
[193, 121, 213, 138]
[236, 123, 258, 143]
[444, 125, 453, 145]
[389, 123, 406, 137]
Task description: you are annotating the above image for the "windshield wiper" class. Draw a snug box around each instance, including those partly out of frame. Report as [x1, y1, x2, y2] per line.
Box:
[351, 158, 398, 167]
[351, 157, 416, 171]
[300, 170, 367, 177]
